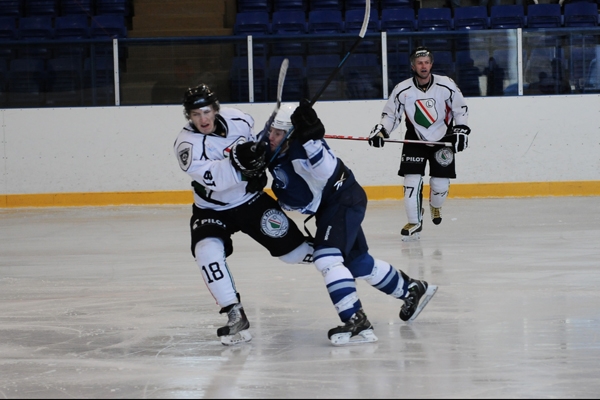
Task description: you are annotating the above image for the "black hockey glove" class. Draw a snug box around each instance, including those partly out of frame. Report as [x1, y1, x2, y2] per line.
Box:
[290, 99, 325, 143]
[231, 140, 267, 178]
[244, 172, 268, 194]
[368, 124, 389, 148]
[442, 124, 471, 152]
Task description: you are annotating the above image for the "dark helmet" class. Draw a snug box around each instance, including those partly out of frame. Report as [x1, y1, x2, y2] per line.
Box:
[183, 84, 220, 119]
[410, 47, 434, 65]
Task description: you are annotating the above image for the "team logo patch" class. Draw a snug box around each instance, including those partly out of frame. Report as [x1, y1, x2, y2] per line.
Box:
[414, 99, 437, 128]
[177, 142, 193, 171]
[260, 209, 289, 238]
[435, 147, 454, 167]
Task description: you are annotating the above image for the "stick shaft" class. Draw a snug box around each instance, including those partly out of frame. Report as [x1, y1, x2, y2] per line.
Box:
[269, 1, 371, 164]
[309, 1, 371, 105]
[254, 58, 288, 149]
[324, 134, 452, 147]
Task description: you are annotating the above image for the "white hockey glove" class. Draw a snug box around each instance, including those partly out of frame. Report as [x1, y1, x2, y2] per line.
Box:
[443, 124, 471, 152]
[368, 124, 389, 148]
[231, 140, 267, 177]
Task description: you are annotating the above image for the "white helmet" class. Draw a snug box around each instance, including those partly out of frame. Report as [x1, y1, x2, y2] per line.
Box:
[271, 103, 295, 131]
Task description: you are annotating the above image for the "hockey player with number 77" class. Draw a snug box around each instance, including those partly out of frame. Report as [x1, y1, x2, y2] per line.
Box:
[232, 100, 438, 346]
[368, 47, 471, 241]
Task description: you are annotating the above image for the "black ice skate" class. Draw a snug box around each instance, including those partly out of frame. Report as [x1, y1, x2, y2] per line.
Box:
[400, 279, 438, 322]
[430, 205, 442, 225]
[401, 222, 422, 242]
[327, 309, 378, 346]
[217, 302, 252, 346]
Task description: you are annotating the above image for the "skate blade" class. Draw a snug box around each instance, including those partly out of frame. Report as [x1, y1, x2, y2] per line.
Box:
[401, 233, 420, 242]
[330, 329, 378, 346]
[220, 329, 252, 346]
[408, 285, 438, 322]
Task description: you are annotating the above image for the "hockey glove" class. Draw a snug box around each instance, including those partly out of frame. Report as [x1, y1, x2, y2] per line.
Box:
[244, 172, 268, 194]
[231, 140, 267, 178]
[442, 125, 471, 153]
[290, 99, 325, 143]
[368, 124, 389, 148]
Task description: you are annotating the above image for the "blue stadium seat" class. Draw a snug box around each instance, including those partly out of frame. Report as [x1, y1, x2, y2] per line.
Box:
[380, 8, 416, 52]
[233, 11, 270, 56]
[525, 3, 562, 47]
[307, 10, 344, 55]
[17, 16, 54, 59]
[345, 0, 377, 11]
[490, 5, 524, 48]
[343, 52, 381, 99]
[417, 7, 453, 50]
[454, 6, 488, 30]
[95, 0, 130, 16]
[380, 7, 415, 31]
[273, 0, 306, 11]
[54, 14, 90, 57]
[267, 55, 306, 101]
[46, 56, 84, 105]
[271, 10, 307, 56]
[55, 14, 89, 39]
[0, 0, 23, 17]
[308, 0, 341, 10]
[306, 54, 342, 100]
[453, 6, 489, 50]
[344, 7, 380, 53]
[489, 5, 525, 29]
[60, 0, 94, 15]
[0, 16, 18, 39]
[237, 0, 271, 12]
[563, 2, 599, 27]
[381, 0, 414, 9]
[25, 0, 59, 17]
[0, 17, 18, 60]
[526, 3, 562, 28]
[8, 58, 46, 107]
[229, 55, 267, 102]
[90, 14, 127, 38]
[90, 15, 126, 60]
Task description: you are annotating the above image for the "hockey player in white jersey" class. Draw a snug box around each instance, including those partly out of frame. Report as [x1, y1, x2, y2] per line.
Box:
[173, 84, 313, 345]
[261, 101, 437, 346]
[368, 47, 471, 241]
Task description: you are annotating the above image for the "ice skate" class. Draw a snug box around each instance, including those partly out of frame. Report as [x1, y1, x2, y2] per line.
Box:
[400, 279, 437, 322]
[217, 302, 252, 346]
[327, 309, 378, 346]
[430, 205, 442, 225]
[401, 222, 422, 242]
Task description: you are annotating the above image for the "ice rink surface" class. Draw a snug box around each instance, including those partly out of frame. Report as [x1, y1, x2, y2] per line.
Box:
[1, 197, 599, 399]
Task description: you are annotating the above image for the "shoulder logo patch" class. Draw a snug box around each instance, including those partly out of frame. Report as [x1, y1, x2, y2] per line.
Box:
[177, 142, 193, 171]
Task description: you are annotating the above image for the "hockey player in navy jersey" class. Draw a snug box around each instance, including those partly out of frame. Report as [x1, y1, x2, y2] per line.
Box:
[173, 84, 313, 346]
[233, 101, 437, 345]
[368, 47, 471, 241]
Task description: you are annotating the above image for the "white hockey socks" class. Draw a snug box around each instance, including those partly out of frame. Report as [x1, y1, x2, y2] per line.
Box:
[195, 238, 237, 308]
[403, 174, 423, 224]
[429, 177, 449, 208]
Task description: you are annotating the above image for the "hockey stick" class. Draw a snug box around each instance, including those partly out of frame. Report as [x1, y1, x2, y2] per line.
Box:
[253, 57, 289, 150]
[324, 134, 453, 147]
[268, 0, 371, 163]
